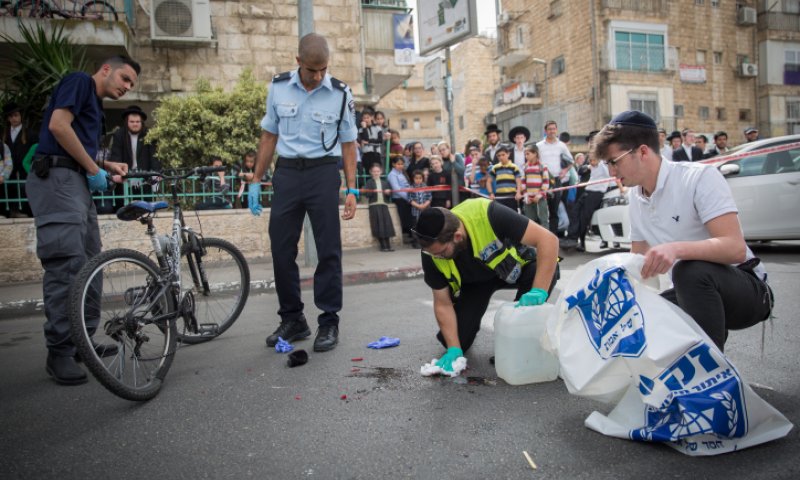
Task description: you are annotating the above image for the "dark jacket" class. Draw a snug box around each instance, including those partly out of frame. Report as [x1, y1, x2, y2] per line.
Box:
[3, 127, 38, 179]
[109, 127, 159, 171]
[671, 145, 705, 162]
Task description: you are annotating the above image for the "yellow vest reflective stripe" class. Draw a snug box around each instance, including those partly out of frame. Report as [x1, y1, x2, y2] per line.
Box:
[431, 198, 529, 297]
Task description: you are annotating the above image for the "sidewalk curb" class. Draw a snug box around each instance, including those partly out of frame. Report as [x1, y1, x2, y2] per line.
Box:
[0, 266, 424, 320]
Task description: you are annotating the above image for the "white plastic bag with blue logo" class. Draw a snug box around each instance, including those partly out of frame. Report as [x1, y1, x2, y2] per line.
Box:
[545, 253, 792, 456]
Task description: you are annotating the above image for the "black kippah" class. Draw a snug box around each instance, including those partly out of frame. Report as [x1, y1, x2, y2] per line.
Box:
[609, 110, 657, 130]
[414, 208, 445, 240]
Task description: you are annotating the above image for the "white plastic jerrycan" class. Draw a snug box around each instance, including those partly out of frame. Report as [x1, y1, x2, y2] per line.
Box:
[494, 302, 559, 385]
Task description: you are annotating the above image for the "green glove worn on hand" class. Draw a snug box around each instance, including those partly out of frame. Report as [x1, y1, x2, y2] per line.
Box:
[516, 287, 548, 307]
[435, 346, 463, 372]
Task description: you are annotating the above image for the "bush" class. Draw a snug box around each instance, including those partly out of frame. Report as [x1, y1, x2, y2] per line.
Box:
[147, 69, 267, 169]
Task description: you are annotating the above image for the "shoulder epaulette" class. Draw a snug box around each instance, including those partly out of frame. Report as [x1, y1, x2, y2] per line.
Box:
[330, 77, 348, 91]
[272, 71, 291, 82]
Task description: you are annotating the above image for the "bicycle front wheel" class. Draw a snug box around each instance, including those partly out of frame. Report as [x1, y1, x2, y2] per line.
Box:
[178, 237, 250, 344]
[70, 249, 177, 401]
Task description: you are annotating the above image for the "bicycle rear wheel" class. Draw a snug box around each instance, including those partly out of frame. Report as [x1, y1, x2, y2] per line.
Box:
[81, 0, 118, 20]
[70, 249, 177, 401]
[178, 237, 250, 344]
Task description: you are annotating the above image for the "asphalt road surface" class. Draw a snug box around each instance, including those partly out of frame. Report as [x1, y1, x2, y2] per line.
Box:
[1, 243, 798, 479]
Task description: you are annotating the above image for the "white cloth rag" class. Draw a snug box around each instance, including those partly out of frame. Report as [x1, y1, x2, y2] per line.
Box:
[420, 356, 467, 377]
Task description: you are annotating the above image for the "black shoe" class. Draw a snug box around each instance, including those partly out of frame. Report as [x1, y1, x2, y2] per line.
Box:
[599, 241, 609, 249]
[75, 342, 119, 363]
[575, 244, 585, 252]
[46, 353, 88, 385]
[266, 315, 311, 347]
[613, 242, 621, 249]
[313, 324, 339, 352]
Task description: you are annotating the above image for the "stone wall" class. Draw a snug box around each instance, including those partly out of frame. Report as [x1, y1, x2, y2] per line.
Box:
[0, 204, 401, 285]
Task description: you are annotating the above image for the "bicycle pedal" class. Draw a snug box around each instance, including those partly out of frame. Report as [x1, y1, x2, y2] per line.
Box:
[197, 324, 219, 336]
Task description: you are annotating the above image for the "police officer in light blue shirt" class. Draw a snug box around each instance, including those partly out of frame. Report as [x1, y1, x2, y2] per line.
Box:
[249, 33, 358, 353]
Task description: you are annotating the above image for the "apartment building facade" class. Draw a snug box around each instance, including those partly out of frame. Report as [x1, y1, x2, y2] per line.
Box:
[493, 0, 790, 146]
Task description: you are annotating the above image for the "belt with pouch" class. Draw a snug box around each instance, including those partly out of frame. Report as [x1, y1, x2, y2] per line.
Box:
[276, 156, 340, 170]
[34, 154, 86, 174]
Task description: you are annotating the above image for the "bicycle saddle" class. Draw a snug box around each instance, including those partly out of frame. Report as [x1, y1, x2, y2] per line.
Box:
[116, 201, 170, 221]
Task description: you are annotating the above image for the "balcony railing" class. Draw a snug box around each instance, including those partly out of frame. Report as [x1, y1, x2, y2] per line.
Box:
[4, 0, 135, 27]
[757, 12, 800, 32]
[361, 0, 408, 9]
[493, 81, 539, 108]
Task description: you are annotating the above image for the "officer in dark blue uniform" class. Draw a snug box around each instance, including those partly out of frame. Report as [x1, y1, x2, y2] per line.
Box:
[27, 56, 139, 385]
[249, 33, 358, 353]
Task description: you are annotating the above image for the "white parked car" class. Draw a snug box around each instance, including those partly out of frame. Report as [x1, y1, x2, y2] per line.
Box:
[590, 134, 800, 246]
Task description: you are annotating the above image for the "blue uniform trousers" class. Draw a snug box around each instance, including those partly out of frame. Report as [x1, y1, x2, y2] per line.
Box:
[27, 167, 101, 356]
[269, 162, 343, 326]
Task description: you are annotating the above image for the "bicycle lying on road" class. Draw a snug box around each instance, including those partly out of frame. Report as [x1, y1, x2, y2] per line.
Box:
[69, 167, 251, 401]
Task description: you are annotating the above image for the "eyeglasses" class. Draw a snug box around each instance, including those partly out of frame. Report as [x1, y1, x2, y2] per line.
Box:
[603, 148, 634, 166]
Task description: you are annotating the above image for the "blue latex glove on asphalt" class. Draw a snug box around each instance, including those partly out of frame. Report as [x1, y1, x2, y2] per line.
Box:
[275, 336, 294, 353]
[86, 169, 110, 193]
[435, 346, 463, 373]
[367, 336, 400, 349]
[248, 183, 262, 216]
[516, 287, 548, 307]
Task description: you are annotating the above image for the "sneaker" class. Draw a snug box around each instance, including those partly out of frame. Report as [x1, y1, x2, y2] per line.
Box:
[266, 315, 311, 347]
[313, 324, 339, 352]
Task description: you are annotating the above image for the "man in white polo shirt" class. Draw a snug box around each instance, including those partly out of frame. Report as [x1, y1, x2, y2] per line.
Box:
[590, 110, 773, 351]
[536, 120, 573, 235]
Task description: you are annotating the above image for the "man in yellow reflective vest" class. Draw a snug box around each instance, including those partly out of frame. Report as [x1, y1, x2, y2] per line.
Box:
[413, 198, 560, 373]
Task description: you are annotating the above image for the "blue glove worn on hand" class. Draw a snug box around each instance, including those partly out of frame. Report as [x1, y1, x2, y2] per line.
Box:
[516, 287, 548, 307]
[86, 169, 110, 193]
[248, 183, 262, 216]
[275, 336, 294, 353]
[435, 346, 463, 372]
[367, 336, 400, 349]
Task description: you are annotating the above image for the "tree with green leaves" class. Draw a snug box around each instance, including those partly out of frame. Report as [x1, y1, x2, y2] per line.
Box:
[0, 22, 87, 133]
[146, 70, 268, 169]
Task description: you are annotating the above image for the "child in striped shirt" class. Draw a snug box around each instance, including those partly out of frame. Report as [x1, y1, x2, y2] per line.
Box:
[522, 145, 550, 230]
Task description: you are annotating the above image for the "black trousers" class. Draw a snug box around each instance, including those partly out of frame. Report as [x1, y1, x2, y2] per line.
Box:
[546, 179, 562, 235]
[269, 163, 343, 326]
[392, 197, 414, 234]
[661, 260, 772, 352]
[435, 262, 560, 352]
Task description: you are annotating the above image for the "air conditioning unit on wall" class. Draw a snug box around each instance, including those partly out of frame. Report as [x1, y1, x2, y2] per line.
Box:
[740, 62, 758, 77]
[737, 7, 757, 25]
[151, 0, 212, 42]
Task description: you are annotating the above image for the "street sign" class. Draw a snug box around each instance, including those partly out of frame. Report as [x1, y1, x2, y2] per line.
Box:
[423, 57, 443, 91]
[416, 0, 478, 56]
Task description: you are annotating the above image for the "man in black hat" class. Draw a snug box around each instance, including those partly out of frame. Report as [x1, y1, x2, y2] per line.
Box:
[108, 105, 159, 209]
[2, 102, 38, 217]
[412, 198, 559, 373]
[483, 123, 507, 164]
[663, 130, 682, 161]
[591, 110, 772, 351]
[508, 125, 530, 170]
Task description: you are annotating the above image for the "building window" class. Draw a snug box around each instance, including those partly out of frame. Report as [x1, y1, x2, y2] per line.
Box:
[552, 56, 566, 76]
[549, 0, 563, 19]
[713, 51, 723, 64]
[614, 30, 666, 72]
[435, 116, 442, 130]
[675, 104, 685, 118]
[699, 106, 709, 120]
[413, 118, 420, 130]
[785, 50, 800, 85]
[712, 0, 720, 7]
[400, 118, 408, 130]
[630, 94, 659, 121]
[739, 109, 752, 121]
[695, 0, 705, 5]
[787, 99, 800, 135]
[736, 54, 748, 66]
[458, 115, 464, 130]
[716, 107, 726, 121]
[516, 26, 525, 48]
[696, 50, 706, 65]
